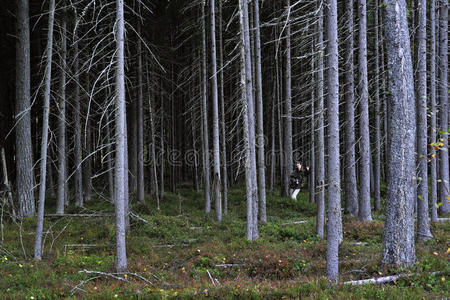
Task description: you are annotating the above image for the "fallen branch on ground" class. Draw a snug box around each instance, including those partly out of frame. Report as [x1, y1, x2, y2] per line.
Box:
[130, 212, 153, 224]
[64, 244, 110, 254]
[45, 214, 114, 218]
[344, 271, 441, 286]
[281, 220, 307, 225]
[215, 264, 242, 267]
[435, 218, 450, 222]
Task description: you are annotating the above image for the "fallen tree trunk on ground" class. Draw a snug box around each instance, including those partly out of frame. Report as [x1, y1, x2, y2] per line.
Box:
[44, 214, 114, 218]
[344, 272, 441, 286]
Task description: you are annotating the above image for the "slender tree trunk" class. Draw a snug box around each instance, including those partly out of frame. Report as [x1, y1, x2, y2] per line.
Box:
[282, 0, 293, 198]
[106, 114, 114, 201]
[239, 0, 258, 240]
[373, 0, 381, 212]
[325, 0, 341, 283]
[381, 0, 416, 267]
[253, 0, 266, 222]
[344, 0, 358, 216]
[218, 0, 228, 214]
[309, 41, 315, 204]
[438, 0, 449, 214]
[128, 100, 138, 197]
[74, 37, 83, 207]
[146, 61, 159, 206]
[34, 0, 55, 260]
[136, 22, 145, 203]
[415, 0, 433, 240]
[114, 0, 128, 272]
[201, 1, 211, 215]
[429, 0, 438, 222]
[270, 77, 276, 194]
[56, 0, 67, 214]
[358, 0, 372, 222]
[316, 4, 325, 239]
[83, 89, 92, 203]
[210, 0, 222, 222]
[15, 0, 35, 217]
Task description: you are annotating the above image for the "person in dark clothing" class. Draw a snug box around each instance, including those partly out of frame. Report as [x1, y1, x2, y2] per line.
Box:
[289, 162, 310, 199]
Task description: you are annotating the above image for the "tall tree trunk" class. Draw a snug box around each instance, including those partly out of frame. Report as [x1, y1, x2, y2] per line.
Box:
[210, 0, 222, 222]
[438, 0, 449, 214]
[239, 0, 258, 241]
[358, 0, 372, 222]
[381, 0, 416, 267]
[282, 0, 293, 198]
[129, 100, 138, 197]
[344, 0, 358, 216]
[34, 0, 55, 260]
[201, 1, 211, 215]
[373, 0, 381, 212]
[253, 0, 266, 223]
[136, 22, 145, 203]
[325, 0, 341, 283]
[309, 41, 315, 204]
[73, 36, 83, 207]
[270, 76, 276, 194]
[146, 61, 159, 206]
[56, 0, 67, 214]
[316, 4, 325, 239]
[106, 114, 114, 201]
[218, 0, 228, 214]
[114, 0, 128, 272]
[15, 0, 35, 217]
[83, 83, 92, 203]
[415, 0, 433, 240]
[429, 0, 438, 222]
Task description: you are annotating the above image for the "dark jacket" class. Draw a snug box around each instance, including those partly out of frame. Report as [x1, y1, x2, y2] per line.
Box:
[289, 168, 310, 189]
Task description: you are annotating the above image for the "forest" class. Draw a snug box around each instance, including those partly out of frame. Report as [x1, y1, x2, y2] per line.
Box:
[0, 0, 448, 298]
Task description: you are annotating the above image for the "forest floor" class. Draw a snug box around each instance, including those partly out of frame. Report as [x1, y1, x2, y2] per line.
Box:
[0, 187, 448, 299]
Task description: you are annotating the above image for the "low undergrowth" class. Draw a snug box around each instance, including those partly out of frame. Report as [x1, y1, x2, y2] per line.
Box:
[0, 187, 448, 299]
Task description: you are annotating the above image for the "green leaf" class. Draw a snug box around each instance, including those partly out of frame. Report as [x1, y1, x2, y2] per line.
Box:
[417, 195, 423, 201]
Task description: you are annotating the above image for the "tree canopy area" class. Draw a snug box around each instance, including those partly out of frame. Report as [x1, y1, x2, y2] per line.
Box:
[0, 0, 448, 298]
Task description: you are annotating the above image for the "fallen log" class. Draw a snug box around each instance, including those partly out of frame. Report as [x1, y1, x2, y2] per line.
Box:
[435, 218, 450, 222]
[344, 271, 441, 286]
[44, 213, 114, 218]
[281, 220, 308, 225]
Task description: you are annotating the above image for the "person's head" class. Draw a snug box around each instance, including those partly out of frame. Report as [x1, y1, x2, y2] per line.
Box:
[295, 162, 303, 171]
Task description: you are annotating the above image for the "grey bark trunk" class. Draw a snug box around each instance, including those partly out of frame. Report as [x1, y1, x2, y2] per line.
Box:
[83, 91, 92, 203]
[415, 0, 433, 240]
[239, 0, 258, 241]
[325, 0, 341, 283]
[34, 0, 55, 260]
[381, 0, 416, 267]
[146, 61, 159, 206]
[343, 0, 358, 216]
[201, 1, 211, 215]
[429, 0, 438, 222]
[106, 115, 114, 201]
[253, 0, 266, 223]
[136, 22, 145, 203]
[282, 0, 293, 198]
[438, 0, 449, 214]
[15, 0, 35, 217]
[373, 0, 381, 212]
[114, 0, 128, 272]
[218, 0, 228, 214]
[210, 0, 222, 222]
[358, 0, 372, 222]
[56, 0, 67, 214]
[309, 41, 315, 204]
[316, 4, 325, 239]
[74, 37, 83, 207]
